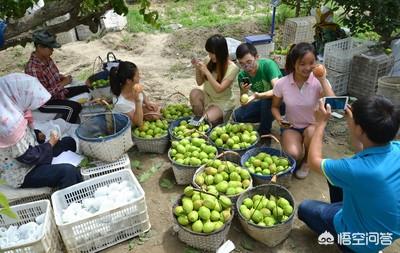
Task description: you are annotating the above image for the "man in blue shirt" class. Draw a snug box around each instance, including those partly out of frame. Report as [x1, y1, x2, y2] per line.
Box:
[299, 95, 400, 253]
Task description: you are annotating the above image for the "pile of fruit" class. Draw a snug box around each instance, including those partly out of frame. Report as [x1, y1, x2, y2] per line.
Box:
[209, 123, 258, 150]
[171, 119, 210, 139]
[91, 79, 109, 89]
[194, 159, 251, 196]
[244, 152, 290, 176]
[161, 104, 192, 121]
[170, 138, 217, 166]
[174, 186, 233, 234]
[132, 119, 169, 138]
[239, 193, 293, 227]
[271, 45, 291, 55]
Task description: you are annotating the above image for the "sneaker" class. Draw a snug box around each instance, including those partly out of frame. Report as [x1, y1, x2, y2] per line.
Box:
[295, 163, 310, 179]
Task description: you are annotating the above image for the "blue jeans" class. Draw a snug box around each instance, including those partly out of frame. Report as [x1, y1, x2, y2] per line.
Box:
[298, 190, 353, 253]
[233, 99, 285, 135]
[22, 137, 83, 189]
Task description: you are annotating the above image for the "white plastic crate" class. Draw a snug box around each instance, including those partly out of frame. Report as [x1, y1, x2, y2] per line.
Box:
[51, 169, 150, 253]
[0, 200, 62, 253]
[324, 37, 375, 73]
[348, 51, 394, 98]
[0, 185, 53, 206]
[282, 16, 316, 47]
[327, 68, 350, 95]
[81, 153, 131, 180]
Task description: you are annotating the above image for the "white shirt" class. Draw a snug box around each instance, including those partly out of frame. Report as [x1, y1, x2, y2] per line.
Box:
[113, 94, 144, 114]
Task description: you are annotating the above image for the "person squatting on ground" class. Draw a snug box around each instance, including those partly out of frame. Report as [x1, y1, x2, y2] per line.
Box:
[110, 61, 160, 127]
[271, 42, 334, 179]
[232, 42, 284, 135]
[0, 73, 83, 189]
[298, 95, 400, 253]
[190, 34, 239, 126]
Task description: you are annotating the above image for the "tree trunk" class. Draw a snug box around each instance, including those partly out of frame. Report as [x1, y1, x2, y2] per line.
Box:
[295, 0, 301, 17]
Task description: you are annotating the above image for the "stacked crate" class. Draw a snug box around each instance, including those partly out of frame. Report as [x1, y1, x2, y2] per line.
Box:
[282, 16, 316, 48]
[323, 37, 374, 95]
[348, 51, 394, 98]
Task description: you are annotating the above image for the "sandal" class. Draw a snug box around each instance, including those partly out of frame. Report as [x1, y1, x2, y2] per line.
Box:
[295, 162, 310, 179]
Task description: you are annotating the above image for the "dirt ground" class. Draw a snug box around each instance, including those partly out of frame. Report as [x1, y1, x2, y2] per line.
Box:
[1, 30, 399, 253]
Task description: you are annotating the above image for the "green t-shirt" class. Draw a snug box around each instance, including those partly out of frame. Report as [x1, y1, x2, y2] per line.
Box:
[238, 58, 282, 92]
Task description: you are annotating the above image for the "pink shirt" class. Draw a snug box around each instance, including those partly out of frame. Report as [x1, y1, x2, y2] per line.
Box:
[273, 73, 322, 129]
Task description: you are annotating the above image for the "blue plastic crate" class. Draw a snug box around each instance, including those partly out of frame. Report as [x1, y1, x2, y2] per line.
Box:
[245, 34, 272, 45]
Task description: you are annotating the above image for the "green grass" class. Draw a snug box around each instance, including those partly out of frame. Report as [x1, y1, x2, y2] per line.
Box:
[126, 0, 290, 32]
[127, 8, 158, 33]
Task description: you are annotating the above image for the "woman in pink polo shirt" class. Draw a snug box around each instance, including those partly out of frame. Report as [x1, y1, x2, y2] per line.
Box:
[271, 43, 334, 179]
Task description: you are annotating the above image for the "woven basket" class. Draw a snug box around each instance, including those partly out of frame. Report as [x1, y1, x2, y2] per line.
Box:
[240, 135, 296, 188]
[192, 151, 253, 209]
[162, 91, 193, 123]
[209, 122, 260, 164]
[76, 113, 133, 162]
[168, 116, 212, 141]
[236, 184, 295, 247]
[169, 149, 203, 185]
[133, 133, 169, 154]
[172, 195, 233, 252]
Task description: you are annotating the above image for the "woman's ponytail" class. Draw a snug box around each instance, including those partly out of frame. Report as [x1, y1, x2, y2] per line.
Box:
[109, 61, 138, 97]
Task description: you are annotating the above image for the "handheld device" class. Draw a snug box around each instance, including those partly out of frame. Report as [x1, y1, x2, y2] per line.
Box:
[242, 77, 251, 84]
[322, 96, 349, 110]
[280, 120, 292, 127]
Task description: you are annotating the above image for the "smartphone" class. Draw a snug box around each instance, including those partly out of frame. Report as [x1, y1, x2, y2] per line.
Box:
[280, 120, 292, 127]
[322, 96, 349, 110]
[241, 77, 252, 89]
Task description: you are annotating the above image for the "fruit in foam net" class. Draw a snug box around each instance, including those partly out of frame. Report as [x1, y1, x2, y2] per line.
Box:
[132, 119, 169, 138]
[133, 83, 144, 93]
[239, 193, 293, 226]
[161, 104, 192, 121]
[209, 123, 258, 150]
[174, 186, 233, 234]
[312, 64, 325, 78]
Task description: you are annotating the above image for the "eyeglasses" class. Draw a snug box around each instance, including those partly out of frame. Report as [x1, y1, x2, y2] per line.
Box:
[239, 59, 255, 69]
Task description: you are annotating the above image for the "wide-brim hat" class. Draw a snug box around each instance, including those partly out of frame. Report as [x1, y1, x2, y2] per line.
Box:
[32, 29, 61, 48]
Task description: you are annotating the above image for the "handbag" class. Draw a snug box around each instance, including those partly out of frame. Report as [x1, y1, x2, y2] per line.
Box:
[88, 52, 121, 82]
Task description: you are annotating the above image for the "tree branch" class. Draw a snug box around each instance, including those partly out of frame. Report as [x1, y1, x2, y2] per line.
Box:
[5, 0, 82, 39]
[2, 2, 112, 49]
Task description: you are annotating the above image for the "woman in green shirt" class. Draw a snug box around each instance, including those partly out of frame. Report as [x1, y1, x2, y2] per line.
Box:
[190, 34, 239, 126]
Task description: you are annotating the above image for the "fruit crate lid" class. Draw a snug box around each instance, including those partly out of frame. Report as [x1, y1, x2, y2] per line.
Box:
[245, 34, 272, 44]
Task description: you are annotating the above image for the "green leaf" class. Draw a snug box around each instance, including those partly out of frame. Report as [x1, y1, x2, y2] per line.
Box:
[0, 207, 17, 219]
[159, 178, 174, 189]
[131, 160, 141, 169]
[241, 236, 255, 251]
[0, 192, 10, 208]
[138, 163, 162, 183]
[183, 247, 200, 253]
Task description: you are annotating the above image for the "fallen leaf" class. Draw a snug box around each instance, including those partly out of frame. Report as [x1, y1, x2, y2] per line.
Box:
[160, 178, 174, 189]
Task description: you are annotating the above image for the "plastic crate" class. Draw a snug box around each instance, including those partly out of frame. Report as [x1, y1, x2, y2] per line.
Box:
[81, 153, 131, 180]
[0, 200, 62, 253]
[0, 185, 53, 206]
[324, 37, 375, 73]
[245, 35, 274, 58]
[282, 16, 316, 47]
[348, 51, 394, 98]
[51, 169, 150, 253]
[326, 68, 350, 95]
